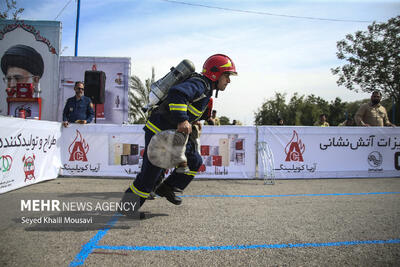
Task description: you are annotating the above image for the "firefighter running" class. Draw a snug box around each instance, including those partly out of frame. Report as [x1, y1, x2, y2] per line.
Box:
[119, 54, 237, 217]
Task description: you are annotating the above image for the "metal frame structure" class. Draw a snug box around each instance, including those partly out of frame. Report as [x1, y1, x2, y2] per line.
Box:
[258, 141, 276, 185]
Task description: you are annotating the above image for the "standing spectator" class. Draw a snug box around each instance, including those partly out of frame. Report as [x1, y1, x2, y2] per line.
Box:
[277, 117, 284, 125]
[314, 114, 330, 127]
[355, 91, 395, 127]
[206, 110, 220, 125]
[62, 81, 95, 127]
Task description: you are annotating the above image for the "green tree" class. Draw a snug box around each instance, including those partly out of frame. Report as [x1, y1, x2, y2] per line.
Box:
[128, 68, 154, 124]
[331, 16, 400, 105]
[219, 116, 230, 125]
[328, 97, 346, 126]
[254, 93, 353, 126]
[0, 0, 24, 19]
[301, 94, 329, 126]
[286, 93, 304, 125]
[253, 91, 396, 126]
[254, 92, 287, 125]
[380, 97, 397, 124]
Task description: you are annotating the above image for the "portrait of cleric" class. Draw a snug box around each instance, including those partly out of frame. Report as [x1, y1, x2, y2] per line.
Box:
[1, 44, 44, 97]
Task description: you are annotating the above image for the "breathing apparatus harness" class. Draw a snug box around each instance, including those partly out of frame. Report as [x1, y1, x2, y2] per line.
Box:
[152, 72, 212, 125]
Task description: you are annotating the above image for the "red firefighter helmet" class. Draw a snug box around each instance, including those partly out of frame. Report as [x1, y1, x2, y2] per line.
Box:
[202, 54, 237, 82]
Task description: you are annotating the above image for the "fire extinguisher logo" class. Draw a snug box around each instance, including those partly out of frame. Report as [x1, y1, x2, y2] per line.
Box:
[22, 154, 35, 182]
[68, 130, 89, 162]
[285, 130, 306, 162]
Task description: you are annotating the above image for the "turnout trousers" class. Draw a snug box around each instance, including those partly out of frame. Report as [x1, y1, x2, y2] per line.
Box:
[131, 130, 203, 199]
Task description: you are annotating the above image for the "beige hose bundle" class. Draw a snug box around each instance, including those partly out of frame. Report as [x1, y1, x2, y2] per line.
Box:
[147, 130, 188, 169]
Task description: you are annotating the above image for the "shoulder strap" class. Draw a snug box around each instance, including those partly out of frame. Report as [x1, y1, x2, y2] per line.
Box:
[188, 73, 211, 91]
[187, 73, 211, 103]
[153, 73, 211, 121]
[193, 93, 207, 103]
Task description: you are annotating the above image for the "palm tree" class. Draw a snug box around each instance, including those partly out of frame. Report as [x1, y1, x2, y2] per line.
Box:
[128, 68, 155, 124]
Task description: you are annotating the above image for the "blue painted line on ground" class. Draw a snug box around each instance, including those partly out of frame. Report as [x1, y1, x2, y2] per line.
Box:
[69, 213, 122, 267]
[180, 191, 400, 198]
[93, 238, 400, 252]
[69, 191, 400, 265]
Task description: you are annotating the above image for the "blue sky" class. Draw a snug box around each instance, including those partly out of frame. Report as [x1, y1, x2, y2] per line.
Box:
[10, 0, 400, 125]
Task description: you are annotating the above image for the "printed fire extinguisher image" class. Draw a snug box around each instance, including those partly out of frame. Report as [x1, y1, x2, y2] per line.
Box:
[15, 105, 31, 118]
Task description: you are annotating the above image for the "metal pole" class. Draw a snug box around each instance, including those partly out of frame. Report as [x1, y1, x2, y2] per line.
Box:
[74, 0, 81, 57]
[392, 97, 396, 124]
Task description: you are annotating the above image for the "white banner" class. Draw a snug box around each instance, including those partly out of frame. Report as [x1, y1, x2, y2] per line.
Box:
[258, 126, 400, 179]
[60, 125, 257, 179]
[3, 117, 399, 194]
[60, 124, 144, 177]
[0, 117, 61, 193]
[196, 126, 257, 179]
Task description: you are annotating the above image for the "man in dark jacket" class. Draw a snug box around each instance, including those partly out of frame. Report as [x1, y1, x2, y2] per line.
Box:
[62, 81, 94, 127]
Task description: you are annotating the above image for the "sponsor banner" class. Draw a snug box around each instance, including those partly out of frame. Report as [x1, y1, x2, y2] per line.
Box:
[0, 117, 61, 193]
[258, 126, 400, 179]
[196, 126, 257, 179]
[60, 124, 257, 179]
[60, 124, 144, 177]
[2, 117, 398, 192]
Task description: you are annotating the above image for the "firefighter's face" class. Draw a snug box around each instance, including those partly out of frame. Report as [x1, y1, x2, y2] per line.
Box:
[217, 73, 231, 91]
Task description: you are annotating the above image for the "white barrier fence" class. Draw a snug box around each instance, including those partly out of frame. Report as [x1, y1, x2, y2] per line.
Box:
[60, 125, 257, 179]
[1, 117, 399, 193]
[258, 126, 400, 179]
[0, 117, 61, 193]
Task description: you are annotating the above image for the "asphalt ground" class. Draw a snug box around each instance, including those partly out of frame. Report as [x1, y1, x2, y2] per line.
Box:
[0, 177, 400, 266]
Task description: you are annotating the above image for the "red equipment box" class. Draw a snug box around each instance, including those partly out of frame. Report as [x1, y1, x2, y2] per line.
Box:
[16, 83, 34, 98]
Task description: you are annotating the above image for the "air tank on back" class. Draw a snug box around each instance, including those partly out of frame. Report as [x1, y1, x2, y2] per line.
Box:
[143, 59, 195, 112]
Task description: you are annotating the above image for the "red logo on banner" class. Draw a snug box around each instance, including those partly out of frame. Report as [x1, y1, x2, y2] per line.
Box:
[69, 130, 89, 161]
[22, 154, 35, 181]
[285, 130, 305, 162]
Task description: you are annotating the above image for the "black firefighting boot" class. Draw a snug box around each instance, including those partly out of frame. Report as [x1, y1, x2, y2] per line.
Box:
[118, 187, 146, 219]
[147, 191, 157, 200]
[155, 182, 183, 205]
